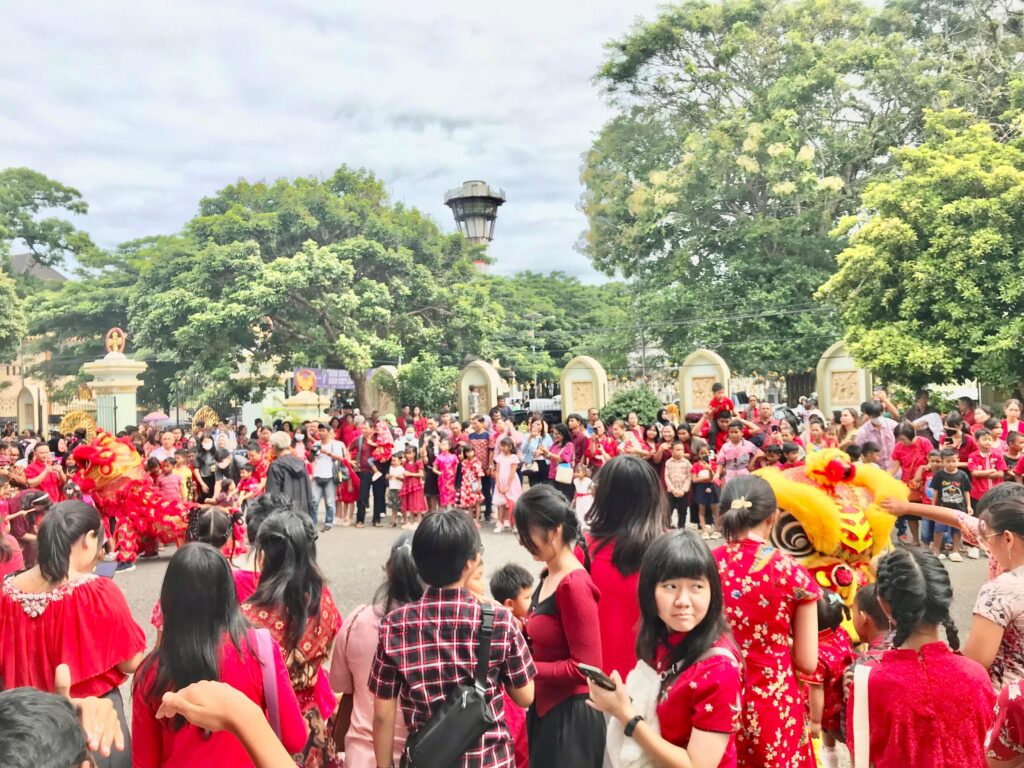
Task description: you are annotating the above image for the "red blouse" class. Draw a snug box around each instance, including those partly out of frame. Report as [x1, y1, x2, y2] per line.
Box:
[525, 568, 602, 717]
[656, 634, 742, 767]
[802, 627, 855, 734]
[575, 535, 640, 678]
[132, 633, 308, 766]
[847, 642, 995, 768]
[0, 573, 146, 698]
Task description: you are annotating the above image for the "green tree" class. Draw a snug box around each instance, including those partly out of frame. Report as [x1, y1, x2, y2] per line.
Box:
[482, 272, 636, 384]
[379, 353, 460, 414]
[0, 270, 27, 363]
[819, 107, 1024, 389]
[126, 167, 498, 410]
[600, 385, 663, 425]
[0, 168, 96, 269]
[581, 0, 1023, 373]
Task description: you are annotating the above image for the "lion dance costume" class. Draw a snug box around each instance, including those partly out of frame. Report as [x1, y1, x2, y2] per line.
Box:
[72, 430, 189, 563]
[756, 448, 908, 609]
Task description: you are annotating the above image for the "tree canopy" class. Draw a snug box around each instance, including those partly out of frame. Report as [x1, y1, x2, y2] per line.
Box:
[820, 107, 1024, 390]
[581, 0, 1024, 375]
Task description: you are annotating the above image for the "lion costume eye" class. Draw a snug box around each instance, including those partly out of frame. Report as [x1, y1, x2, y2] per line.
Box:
[769, 511, 815, 559]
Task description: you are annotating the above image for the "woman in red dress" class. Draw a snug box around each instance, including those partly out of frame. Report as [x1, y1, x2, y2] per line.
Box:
[587, 529, 742, 768]
[576, 455, 665, 678]
[242, 511, 342, 768]
[0, 500, 146, 768]
[334, 443, 360, 527]
[584, 419, 618, 469]
[713, 475, 820, 768]
[847, 548, 995, 767]
[133, 543, 307, 767]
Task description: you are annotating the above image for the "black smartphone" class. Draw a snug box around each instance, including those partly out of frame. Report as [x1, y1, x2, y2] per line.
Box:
[578, 663, 616, 691]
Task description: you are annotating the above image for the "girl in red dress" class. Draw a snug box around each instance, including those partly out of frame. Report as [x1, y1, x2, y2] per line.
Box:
[132, 543, 307, 767]
[456, 443, 484, 520]
[847, 548, 995, 768]
[399, 444, 427, 528]
[587, 528, 743, 768]
[334, 446, 360, 527]
[0, 501, 146, 768]
[804, 590, 856, 768]
[714, 475, 820, 768]
[242, 511, 342, 768]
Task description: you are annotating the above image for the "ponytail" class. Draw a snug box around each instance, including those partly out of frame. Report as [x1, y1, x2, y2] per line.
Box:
[876, 548, 958, 649]
[718, 475, 777, 541]
[36, 501, 103, 583]
[375, 532, 424, 614]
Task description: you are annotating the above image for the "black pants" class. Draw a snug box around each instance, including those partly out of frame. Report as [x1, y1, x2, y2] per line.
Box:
[667, 493, 688, 528]
[481, 475, 494, 520]
[356, 471, 389, 525]
[528, 695, 605, 768]
[94, 688, 131, 768]
[553, 480, 575, 503]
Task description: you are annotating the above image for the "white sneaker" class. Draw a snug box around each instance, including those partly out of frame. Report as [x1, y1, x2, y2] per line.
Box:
[701, 531, 710, 540]
[937, 553, 947, 560]
[948, 552, 964, 562]
[710, 530, 722, 540]
[968, 547, 981, 560]
[494, 524, 504, 534]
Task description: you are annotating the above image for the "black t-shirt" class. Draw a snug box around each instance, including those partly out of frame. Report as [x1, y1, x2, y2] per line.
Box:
[930, 469, 972, 512]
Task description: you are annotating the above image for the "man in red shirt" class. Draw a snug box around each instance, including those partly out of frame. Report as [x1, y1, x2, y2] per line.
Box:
[24, 443, 65, 503]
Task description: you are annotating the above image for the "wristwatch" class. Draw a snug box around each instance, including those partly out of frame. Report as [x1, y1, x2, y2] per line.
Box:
[624, 714, 645, 737]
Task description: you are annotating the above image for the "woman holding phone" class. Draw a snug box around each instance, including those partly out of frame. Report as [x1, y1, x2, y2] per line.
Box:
[586, 529, 742, 768]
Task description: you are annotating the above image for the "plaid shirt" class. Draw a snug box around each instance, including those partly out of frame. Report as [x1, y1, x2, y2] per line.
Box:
[369, 587, 536, 768]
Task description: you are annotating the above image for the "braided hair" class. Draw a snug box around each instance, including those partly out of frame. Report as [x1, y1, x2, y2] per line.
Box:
[876, 548, 958, 649]
[185, 506, 242, 557]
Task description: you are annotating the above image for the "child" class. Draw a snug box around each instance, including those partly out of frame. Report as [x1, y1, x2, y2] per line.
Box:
[969, 429, 1006, 505]
[663, 440, 692, 528]
[335, 448, 359, 527]
[914, 450, 944, 551]
[761, 443, 783, 469]
[489, 564, 534, 768]
[371, 419, 394, 481]
[456, 443, 484, 522]
[708, 382, 735, 419]
[236, 463, 260, 507]
[804, 590, 855, 768]
[491, 437, 522, 534]
[399, 444, 427, 530]
[1004, 431, 1023, 481]
[718, 420, 763, 482]
[386, 454, 405, 528]
[839, 584, 894, 745]
[572, 464, 594, 531]
[844, 443, 862, 463]
[690, 446, 719, 539]
[781, 441, 805, 469]
[173, 451, 195, 501]
[859, 441, 881, 467]
[154, 457, 184, 502]
[928, 447, 970, 561]
[432, 438, 459, 508]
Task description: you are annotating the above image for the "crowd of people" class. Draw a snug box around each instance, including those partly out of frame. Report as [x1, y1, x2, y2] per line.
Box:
[0, 386, 1023, 768]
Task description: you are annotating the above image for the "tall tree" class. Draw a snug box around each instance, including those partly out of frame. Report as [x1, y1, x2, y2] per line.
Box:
[126, 167, 498, 410]
[581, 0, 1023, 373]
[0, 168, 96, 269]
[819, 106, 1024, 390]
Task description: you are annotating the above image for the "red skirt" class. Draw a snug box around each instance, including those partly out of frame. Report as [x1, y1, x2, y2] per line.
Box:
[336, 461, 360, 503]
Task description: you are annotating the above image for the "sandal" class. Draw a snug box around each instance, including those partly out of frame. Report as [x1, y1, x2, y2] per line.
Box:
[355, 523, 365, 529]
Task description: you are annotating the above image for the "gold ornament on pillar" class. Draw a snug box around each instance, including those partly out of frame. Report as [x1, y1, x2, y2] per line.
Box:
[105, 327, 127, 354]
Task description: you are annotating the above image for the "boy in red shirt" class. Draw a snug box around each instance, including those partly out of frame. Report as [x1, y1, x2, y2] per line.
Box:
[708, 382, 735, 419]
[968, 429, 1006, 503]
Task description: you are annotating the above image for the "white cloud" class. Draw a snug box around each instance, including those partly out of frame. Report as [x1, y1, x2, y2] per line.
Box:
[1, 0, 661, 280]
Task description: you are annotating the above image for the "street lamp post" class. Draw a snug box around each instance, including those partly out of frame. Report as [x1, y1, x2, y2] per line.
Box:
[444, 180, 506, 272]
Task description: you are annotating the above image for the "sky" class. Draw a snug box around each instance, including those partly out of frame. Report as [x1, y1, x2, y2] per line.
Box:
[1, 1, 665, 282]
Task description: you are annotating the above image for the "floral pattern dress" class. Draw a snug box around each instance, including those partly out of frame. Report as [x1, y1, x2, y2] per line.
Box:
[456, 457, 484, 509]
[242, 587, 342, 768]
[715, 537, 820, 768]
[434, 451, 459, 507]
[973, 564, 1024, 689]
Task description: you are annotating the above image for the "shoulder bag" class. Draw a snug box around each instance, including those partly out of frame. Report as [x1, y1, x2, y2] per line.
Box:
[404, 604, 496, 768]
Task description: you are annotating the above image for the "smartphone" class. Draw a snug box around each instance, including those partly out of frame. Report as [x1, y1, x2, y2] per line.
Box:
[578, 663, 616, 691]
[94, 561, 117, 579]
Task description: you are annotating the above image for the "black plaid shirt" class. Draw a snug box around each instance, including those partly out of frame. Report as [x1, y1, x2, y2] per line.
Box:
[369, 587, 536, 768]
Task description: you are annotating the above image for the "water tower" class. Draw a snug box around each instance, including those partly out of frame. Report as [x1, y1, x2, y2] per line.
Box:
[444, 180, 506, 271]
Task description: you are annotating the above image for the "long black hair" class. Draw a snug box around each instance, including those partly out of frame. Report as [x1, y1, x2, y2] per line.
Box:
[636, 530, 731, 680]
[586, 455, 664, 575]
[876, 548, 958, 649]
[245, 510, 326, 651]
[374, 532, 424, 615]
[136, 543, 250, 724]
[36, 501, 103, 583]
[719, 475, 777, 541]
[244, 491, 291, 545]
[514, 483, 582, 556]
